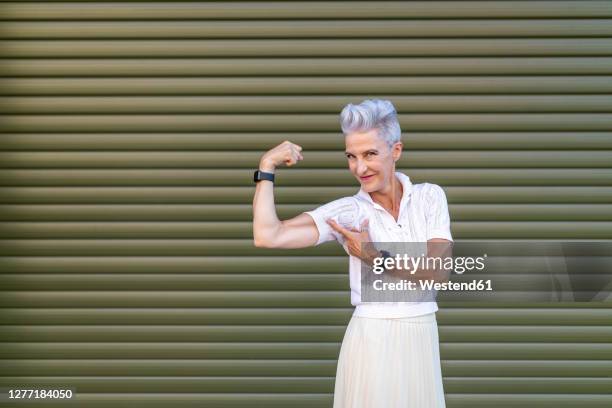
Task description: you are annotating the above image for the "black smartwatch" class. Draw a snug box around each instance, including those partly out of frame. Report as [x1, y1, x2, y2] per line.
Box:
[379, 250, 393, 262]
[253, 170, 275, 183]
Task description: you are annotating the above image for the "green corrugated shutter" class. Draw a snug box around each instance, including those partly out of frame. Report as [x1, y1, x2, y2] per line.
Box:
[0, 1, 611, 407]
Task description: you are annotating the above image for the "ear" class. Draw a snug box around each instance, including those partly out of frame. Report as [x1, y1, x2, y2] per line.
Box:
[392, 141, 403, 162]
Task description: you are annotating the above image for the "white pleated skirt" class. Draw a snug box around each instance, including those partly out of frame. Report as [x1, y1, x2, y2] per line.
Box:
[333, 312, 446, 408]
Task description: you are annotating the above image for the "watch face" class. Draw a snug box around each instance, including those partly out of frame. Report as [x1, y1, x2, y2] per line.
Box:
[254, 170, 273, 182]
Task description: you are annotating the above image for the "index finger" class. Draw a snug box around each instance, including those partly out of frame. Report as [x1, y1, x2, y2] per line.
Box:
[360, 218, 370, 233]
[326, 219, 351, 238]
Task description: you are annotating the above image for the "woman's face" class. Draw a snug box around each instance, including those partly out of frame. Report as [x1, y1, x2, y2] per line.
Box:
[344, 129, 403, 193]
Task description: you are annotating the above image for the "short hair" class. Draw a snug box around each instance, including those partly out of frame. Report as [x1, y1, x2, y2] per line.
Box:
[339, 99, 401, 147]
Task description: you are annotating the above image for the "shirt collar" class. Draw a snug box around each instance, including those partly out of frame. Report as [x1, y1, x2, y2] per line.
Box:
[355, 171, 413, 211]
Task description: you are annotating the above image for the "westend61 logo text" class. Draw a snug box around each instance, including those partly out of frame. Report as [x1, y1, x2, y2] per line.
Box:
[371, 253, 487, 275]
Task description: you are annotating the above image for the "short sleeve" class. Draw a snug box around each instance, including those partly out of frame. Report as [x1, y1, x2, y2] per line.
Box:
[304, 197, 360, 246]
[424, 184, 453, 242]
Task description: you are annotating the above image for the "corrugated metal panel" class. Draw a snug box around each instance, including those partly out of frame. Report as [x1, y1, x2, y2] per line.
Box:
[0, 1, 610, 407]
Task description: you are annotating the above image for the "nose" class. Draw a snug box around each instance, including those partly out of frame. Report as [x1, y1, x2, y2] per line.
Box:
[356, 159, 368, 175]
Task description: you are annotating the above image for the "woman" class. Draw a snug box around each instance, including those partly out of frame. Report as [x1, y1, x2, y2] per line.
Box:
[253, 99, 451, 407]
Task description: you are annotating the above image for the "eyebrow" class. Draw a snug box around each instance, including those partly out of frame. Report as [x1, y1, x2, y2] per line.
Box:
[345, 149, 379, 155]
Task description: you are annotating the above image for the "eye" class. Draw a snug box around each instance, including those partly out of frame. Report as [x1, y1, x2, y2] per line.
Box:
[366, 151, 377, 157]
[345, 153, 354, 159]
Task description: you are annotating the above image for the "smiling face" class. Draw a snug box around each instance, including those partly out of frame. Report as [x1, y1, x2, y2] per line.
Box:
[344, 128, 403, 193]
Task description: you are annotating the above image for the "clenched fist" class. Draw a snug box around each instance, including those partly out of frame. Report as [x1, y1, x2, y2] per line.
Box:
[259, 141, 304, 172]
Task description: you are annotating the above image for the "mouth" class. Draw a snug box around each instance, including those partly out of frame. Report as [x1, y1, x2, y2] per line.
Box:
[359, 174, 375, 182]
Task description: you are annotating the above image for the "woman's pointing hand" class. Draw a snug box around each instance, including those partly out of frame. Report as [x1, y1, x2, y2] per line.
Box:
[326, 218, 378, 264]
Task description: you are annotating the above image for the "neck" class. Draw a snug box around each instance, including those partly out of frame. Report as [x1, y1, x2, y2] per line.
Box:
[370, 174, 402, 212]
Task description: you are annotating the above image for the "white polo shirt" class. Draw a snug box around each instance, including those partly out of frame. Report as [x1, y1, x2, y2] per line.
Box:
[305, 171, 453, 318]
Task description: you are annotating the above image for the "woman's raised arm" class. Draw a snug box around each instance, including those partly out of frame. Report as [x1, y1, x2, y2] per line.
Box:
[252, 141, 320, 249]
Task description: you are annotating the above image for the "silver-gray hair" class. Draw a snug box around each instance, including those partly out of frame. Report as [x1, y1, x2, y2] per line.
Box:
[339, 99, 401, 147]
